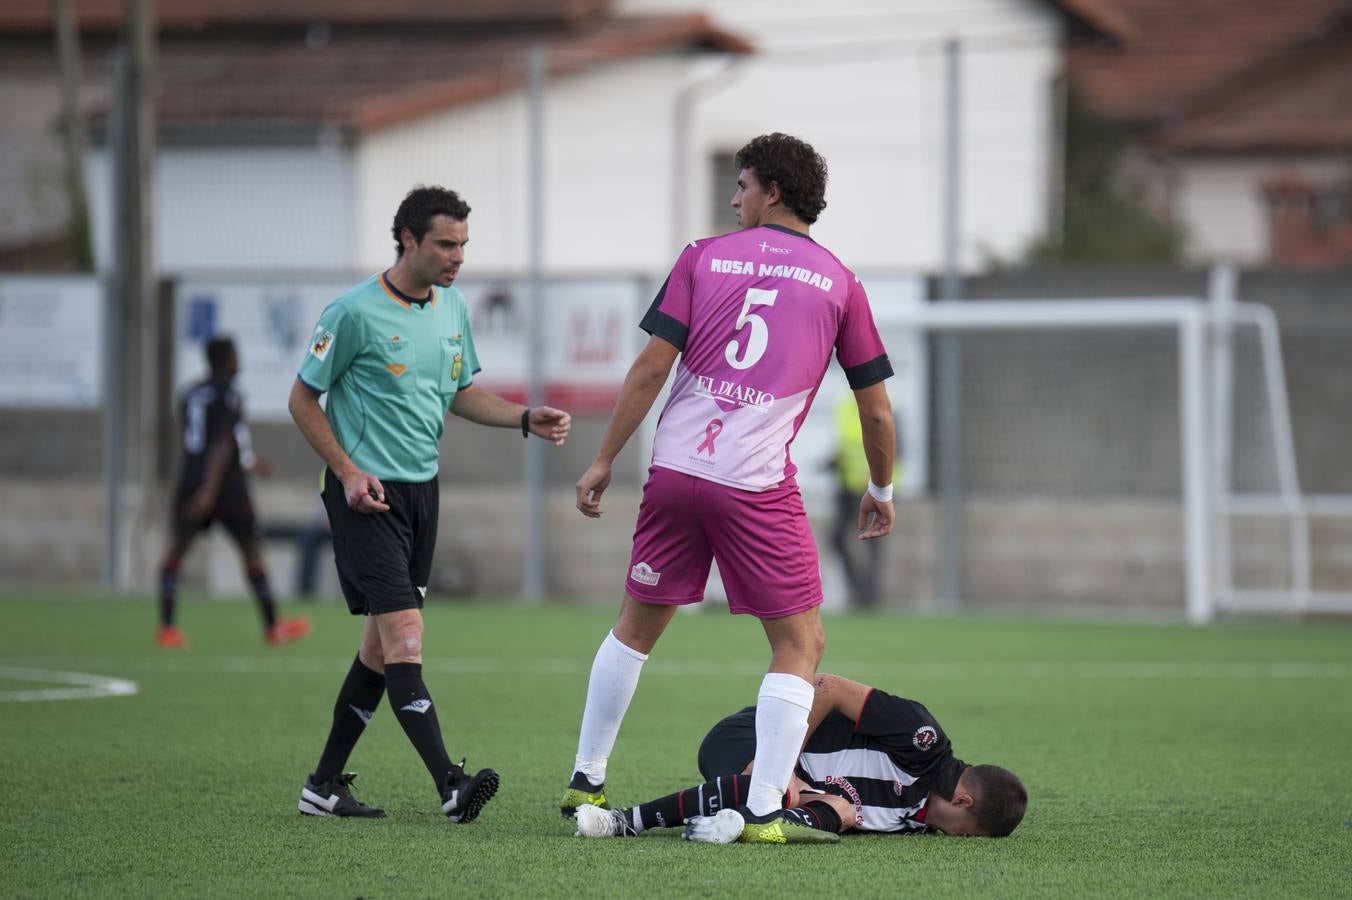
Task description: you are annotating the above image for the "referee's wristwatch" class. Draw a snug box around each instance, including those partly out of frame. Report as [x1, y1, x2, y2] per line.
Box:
[521, 407, 531, 438]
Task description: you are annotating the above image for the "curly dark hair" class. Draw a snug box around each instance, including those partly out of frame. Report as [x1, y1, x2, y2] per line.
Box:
[391, 186, 471, 257]
[734, 133, 828, 224]
[966, 764, 1028, 837]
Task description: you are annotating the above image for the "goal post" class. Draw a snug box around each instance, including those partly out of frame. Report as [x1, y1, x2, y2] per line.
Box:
[891, 298, 1213, 623]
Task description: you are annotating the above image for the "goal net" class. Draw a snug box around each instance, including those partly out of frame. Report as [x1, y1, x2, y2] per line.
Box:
[877, 299, 1213, 620]
[876, 295, 1339, 622]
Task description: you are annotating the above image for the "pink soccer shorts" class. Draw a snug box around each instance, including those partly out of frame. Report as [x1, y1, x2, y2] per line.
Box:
[625, 465, 823, 619]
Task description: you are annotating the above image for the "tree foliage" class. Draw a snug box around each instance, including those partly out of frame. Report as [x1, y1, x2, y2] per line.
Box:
[1029, 89, 1185, 264]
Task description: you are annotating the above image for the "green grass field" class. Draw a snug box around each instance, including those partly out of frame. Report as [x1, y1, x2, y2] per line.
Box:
[2, 592, 1350, 899]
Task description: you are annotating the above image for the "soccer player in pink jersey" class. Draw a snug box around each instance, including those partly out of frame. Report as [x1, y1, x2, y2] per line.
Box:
[561, 133, 898, 845]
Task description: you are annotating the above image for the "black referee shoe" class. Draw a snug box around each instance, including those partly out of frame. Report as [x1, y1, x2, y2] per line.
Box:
[441, 759, 500, 824]
[298, 772, 386, 818]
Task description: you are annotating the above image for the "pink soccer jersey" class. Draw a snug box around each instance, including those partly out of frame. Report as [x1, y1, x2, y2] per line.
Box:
[641, 224, 891, 491]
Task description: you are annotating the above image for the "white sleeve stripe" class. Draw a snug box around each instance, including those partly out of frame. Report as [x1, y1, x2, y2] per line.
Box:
[798, 748, 919, 785]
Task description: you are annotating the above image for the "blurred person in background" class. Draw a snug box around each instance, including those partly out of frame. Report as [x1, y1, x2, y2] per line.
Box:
[156, 336, 311, 650]
[288, 186, 571, 823]
[574, 673, 1027, 842]
[564, 133, 896, 844]
[828, 391, 902, 610]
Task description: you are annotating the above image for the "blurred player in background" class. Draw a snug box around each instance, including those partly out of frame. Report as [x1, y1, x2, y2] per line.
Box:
[564, 133, 897, 844]
[156, 336, 311, 650]
[288, 186, 571, 823]
[574, 673, 1027, 843]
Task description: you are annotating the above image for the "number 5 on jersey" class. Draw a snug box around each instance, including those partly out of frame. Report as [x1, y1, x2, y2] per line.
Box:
[725, 288, 778, 370]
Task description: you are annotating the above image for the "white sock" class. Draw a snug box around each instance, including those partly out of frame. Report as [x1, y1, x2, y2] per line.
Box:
[746, 672, 815, 817]
[572, 630, 648, 786]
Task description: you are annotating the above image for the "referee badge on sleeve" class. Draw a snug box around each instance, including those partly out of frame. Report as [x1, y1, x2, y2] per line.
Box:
[451, 353, 462, 381]
[311, 326, 334, 360]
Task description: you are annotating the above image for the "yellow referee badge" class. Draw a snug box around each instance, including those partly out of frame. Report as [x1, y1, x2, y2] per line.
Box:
[451, 353, 462, 381]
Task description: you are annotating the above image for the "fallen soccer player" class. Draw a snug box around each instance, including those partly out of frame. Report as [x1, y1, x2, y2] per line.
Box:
[572, 674, 1027, 844]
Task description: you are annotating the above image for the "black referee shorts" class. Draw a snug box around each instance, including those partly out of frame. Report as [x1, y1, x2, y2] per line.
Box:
[321, 468, 438, 617]
[697, 705, 758, 780]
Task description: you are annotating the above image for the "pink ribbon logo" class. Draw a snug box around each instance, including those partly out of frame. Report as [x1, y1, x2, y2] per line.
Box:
[695, 419, 724, 456]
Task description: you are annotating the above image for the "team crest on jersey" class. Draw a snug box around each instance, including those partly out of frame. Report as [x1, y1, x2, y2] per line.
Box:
[912, 726, 938, 751]
[629, 562, 660, 586]
[310, 327, 334, 360]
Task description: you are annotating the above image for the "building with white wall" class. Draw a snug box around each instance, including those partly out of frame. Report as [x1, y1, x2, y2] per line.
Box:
[73, 1, 1103, 280]
[1065, 0, 1352, 268]
[620, 0, 1080, 272]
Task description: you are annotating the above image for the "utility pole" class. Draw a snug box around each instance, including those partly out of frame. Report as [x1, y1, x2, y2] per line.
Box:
[131, 0, 159, 588]
[523, 44, 547, 602]
[53, 0, 91, 269]
[936, 36, 964, 611]
[105, 0, 156, 589]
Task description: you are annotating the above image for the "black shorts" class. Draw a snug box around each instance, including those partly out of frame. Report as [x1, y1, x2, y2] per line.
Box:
[171, 482, 258, 546]
[322, 468, 439, 617]
[697, 705, 758, 780]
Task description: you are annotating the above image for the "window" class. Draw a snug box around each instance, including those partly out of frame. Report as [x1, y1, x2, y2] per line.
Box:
[710, 150, 740, 234]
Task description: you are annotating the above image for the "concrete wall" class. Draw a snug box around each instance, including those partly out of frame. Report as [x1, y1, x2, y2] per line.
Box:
[0, 38, 111, 249]
[5, 475, 1351, 615]
[960, 267, 1352, 493]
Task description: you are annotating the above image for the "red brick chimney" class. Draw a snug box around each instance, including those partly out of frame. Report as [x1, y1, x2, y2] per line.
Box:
[1262, 171, 1352, 268]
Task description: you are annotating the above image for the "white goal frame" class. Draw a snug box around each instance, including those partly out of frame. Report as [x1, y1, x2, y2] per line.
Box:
[897, 297, 1214, 622]
[900, 278, 1351, 623]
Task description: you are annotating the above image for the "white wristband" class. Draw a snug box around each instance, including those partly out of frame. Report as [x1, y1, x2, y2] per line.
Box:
[867, 480, 893, 503]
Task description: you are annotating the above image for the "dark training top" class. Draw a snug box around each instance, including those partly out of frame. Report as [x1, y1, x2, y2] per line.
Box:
[176, 377, 249, 498]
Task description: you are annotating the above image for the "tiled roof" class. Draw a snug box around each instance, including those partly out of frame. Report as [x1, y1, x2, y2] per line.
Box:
[1154, 28, 1352, 153]
[136, 14, 750, 134]
[0, 0, 609, 32]
[1049, 0, 1138, 41]
[1066, 0, 1352, 124]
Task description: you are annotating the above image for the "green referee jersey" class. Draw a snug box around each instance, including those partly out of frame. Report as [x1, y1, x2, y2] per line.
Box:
[298, 272, 480, 483]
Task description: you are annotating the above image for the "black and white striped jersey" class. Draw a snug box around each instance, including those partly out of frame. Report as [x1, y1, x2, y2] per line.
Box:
[795, 689, 966, 834]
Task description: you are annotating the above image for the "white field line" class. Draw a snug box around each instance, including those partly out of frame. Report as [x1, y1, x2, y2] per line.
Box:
[2, 658, 1347, 680]
[0, 666, 140, 702]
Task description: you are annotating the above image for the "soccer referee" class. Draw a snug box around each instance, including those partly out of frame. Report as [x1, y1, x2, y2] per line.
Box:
[288, 186, 571, 822]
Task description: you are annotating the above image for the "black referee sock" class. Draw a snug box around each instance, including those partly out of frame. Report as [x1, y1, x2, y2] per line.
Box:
[385, 662, 455, 789]
[313, 656, 386, 782]
[629, 774, 752, 832]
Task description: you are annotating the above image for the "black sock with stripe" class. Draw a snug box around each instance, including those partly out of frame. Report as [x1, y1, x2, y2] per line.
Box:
[385, 662, 455, 789]
[628, 774, 752, 832]
[789, 800, 844, 833]
[313, 656, 385, 782]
